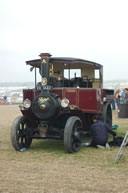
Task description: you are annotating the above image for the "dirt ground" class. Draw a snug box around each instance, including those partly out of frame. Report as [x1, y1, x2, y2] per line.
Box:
[0, 105, 128, 193]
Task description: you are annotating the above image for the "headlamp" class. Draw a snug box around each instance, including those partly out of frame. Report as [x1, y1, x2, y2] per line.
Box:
[23, 99, 31, 109]
[61, 98, 69, 108]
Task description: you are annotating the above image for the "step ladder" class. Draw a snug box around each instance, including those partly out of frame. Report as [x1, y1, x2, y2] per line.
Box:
[114, 131, 128, 163]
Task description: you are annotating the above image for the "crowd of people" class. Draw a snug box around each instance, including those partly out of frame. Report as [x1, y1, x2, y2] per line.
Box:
[111, 88, 128, 110]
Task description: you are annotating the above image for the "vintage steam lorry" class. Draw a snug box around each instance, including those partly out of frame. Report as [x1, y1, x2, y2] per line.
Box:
[11, 53, 114, 153]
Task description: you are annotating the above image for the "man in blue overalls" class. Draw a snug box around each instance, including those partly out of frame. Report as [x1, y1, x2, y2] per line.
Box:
[82, 115, 116, 148]
[89, 115, 116, 148]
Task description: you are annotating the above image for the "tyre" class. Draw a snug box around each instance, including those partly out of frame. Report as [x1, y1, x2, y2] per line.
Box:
[64, 116, 83, 153]
[11, 116, 32, 151]
[102, 103, 112, 127]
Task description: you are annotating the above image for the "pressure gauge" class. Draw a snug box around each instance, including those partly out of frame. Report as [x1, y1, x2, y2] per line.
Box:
[41, 77, 47, 86]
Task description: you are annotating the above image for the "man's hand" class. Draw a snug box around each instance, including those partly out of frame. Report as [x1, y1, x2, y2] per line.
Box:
[113, 135, 117, 139]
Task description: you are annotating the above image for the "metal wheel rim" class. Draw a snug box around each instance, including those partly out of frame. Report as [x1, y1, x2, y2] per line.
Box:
[71, 121, 82, 152]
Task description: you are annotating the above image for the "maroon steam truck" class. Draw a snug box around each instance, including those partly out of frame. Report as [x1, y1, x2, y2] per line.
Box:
[11, 53, 114, 153]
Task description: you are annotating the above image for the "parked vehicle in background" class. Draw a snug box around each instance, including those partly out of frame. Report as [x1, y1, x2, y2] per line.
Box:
[7, 96, 23, 104]
[0, 97, 5, 104]
[11, 53, 114, 153]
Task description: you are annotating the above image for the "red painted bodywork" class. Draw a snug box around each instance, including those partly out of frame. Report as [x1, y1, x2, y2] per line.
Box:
[23, 87, 104, 114]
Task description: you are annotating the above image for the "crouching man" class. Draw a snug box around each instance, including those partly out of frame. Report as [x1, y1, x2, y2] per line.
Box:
[83, 115, 116, 148]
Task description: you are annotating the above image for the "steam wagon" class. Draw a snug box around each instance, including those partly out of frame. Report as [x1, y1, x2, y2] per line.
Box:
[11, 53, 114, 153]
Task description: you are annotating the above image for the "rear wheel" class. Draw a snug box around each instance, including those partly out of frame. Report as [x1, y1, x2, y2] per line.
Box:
[11, 116, 32, 151]
[64, 116, 83, 153]
[101, 103, 112, 127]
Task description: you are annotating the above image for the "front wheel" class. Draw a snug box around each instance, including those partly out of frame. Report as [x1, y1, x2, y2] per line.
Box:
[64, 116, 83, 153]
[11, 116, 32, 151]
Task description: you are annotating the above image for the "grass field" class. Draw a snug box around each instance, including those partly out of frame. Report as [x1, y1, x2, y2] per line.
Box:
[0, 105, 128, 193]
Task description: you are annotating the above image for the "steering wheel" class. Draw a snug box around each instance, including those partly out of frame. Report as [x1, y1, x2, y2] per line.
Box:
[82, 75, 94, 82]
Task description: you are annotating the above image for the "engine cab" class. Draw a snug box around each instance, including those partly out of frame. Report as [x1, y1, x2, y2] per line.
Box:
[26, 53, 103, 89]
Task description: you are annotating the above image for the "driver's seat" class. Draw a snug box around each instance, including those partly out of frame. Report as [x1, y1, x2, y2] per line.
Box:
[71, 77, 83, 88]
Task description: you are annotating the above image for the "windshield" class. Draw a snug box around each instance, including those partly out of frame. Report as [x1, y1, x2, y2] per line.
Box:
[48, 62, 102, 88]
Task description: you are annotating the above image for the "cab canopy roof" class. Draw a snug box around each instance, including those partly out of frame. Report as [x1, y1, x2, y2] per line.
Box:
[26, 57, 102, 69]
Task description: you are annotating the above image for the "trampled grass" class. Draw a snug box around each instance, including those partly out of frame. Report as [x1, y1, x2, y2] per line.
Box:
[0, 105, 128, 193]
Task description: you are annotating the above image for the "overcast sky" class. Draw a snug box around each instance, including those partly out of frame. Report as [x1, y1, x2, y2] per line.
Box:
[0, 0, 128, 82]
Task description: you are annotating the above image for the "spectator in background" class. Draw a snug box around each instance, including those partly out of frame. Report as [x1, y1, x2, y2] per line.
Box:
[111, 99, 115, 110]
[115, 89, 120, 110]
[111, 90, 116, 110]
[124, 88, 128, 104]
[4, 95, 7, 104]
[120, 89, 126, 104]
